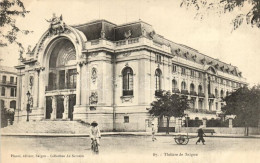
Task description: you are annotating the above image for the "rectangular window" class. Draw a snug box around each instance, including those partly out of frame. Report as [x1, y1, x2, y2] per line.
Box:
[181, 67, 186, 75]
[10, 88, 15, 97]
[172, 64, 177, 73]
[124, 116, 129, 123]
[68, 69, 77, 89]
[10, 76, 14, 84]
[2, 76, 6, 83]
[191, 70, 195, 77]
[1, 87, 5, 96]
[156, 54, 162, 63]
[198, 72, 202, 79]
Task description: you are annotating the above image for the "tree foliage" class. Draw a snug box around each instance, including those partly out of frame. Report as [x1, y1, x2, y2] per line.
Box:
[180, 0, 260, 30]
[0, 0, 31, 55]
[149, 91, 190, 133]
[221, 85, 260, 134]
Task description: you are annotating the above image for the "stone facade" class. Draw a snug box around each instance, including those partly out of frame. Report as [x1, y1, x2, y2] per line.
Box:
[0, 66, 17, 110]
[15, 18, 246, 131]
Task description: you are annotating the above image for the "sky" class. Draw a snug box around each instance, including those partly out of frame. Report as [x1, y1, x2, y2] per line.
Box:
[0, 0, 259, 85]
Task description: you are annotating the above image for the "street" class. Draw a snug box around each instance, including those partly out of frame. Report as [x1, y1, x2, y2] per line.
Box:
[1, 135, 260, 163]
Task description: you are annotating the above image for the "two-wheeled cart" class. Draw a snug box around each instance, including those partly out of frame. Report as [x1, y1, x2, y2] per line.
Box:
[174, 133, 197, 145]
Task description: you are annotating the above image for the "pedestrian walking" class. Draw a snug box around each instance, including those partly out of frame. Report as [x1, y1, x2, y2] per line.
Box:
[90, 121, 101, 146]
[196, 125, 206, 145]
[152, 123, 157, 141]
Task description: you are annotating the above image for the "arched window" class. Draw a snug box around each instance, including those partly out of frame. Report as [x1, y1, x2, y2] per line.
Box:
[198, 85, 203, 94]
[220, 90, 224, 98]
[215, 88, 218, 98]
[10, 100, 16, 109]
[122, 67, 134, 96]
[226, 91, 229, 97]
[155, 69, 162, 91]
[181, 81, 186, 90]
[172, 79, 177, 89]
[1, 87, 5, 96]
[190, 83, 195, 92]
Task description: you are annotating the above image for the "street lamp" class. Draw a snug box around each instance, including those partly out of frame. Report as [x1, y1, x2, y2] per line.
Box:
[26, 91, 31, 122]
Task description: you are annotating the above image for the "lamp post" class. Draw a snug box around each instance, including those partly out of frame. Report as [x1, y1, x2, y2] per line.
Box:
[26, 91, 31, 122]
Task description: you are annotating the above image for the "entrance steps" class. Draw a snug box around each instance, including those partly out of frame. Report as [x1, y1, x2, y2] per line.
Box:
[1, 120, 90, 134]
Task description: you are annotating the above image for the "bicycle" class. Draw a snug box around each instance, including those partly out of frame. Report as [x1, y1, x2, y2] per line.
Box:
[91, 138, 99, 154]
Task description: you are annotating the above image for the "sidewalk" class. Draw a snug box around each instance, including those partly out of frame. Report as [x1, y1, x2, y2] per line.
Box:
[1, 132, 260, 139]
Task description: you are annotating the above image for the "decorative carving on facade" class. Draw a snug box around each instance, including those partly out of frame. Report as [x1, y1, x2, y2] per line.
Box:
[124, 30, 132, 39]
[122, 52, 131, 57]
[141, 27, 146, 36]
[192, 55, 197, 61]
[149, 30, 156, 39]
[27, 45, 32, 53]
[100, 30, 106, 39]
[91, 67, 97, 83]
[29, 76, 34, 89]
[89, 92, 98, 105]
[120, 95, 133, 103]
[46, 13, 66, 35]
[90, 52, 98, 57]
[175, 48, 181, 55]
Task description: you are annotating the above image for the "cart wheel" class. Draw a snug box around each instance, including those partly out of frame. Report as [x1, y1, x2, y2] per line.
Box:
[182, 138, 189, 145]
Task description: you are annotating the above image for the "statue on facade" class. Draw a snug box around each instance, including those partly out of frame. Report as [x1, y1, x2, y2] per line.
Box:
[89, 92, 98, 105]
[46, 13, 65, 35]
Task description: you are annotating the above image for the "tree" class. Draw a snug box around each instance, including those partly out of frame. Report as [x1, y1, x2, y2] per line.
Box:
[180, 0, 260, 30]
[0, 0, 31, 55]
[149, 91, 190, 134]
[221, 85, 260, 136]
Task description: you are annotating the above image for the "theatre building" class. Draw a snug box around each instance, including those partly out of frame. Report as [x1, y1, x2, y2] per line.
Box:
[14, 16, 246, 131]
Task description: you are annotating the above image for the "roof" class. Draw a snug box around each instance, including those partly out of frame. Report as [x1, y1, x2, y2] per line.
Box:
[70, 19, 242, 77]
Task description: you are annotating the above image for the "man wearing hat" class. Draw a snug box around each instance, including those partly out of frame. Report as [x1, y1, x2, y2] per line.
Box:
[196, 125, 206, 145]
[90, 121, 101, 146]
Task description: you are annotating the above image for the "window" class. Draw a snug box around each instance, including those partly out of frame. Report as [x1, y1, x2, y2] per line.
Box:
[10, 100, 16, 109]
[122, 67, 133, 96]
[191, 70, 195, 77]
[124, 116, 129, 123]
[221, 90, 224, 98]
[68, 69, 77, 89]
[10, 76, 14, 84]
[198, 85, 203, 94]
[181, 81, 186, 90]
[181, 67, 186, 75]
[221, 79, 223, 84]
[190, 83, 195, 92]
[156, 54, 162, 63]
[1, 87, 5, 96]
[198, 72, 202, 79]
[172, 79, 178, 89]
[2, 76, 6, 83]
[155, 69, 162, 91]
[215, 88, 218, 98]
[172, 64, 177, 73]
[10, 88, 15, 97]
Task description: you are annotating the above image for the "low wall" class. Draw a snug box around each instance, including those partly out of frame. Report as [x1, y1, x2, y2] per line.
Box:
[180, 127, 260, 135]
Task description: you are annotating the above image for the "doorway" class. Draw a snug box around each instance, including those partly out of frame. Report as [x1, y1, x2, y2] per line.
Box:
[56, 95, 64, 119]
[46, 96, 52, 119]
[68, 94, 76, 120]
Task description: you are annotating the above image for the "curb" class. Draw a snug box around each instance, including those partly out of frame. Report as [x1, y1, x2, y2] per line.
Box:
[1, 133, 260, 139]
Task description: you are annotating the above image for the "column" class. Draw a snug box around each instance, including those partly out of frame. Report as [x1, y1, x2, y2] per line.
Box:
[195, 97, 198, 109]
[62, 95, 69, 119]
[33, 70, 39, 108]
[76, 63, 82, 106]
[202, 118, 207, 128]
[204, 73, 209, 110]
[229, 118, 233, 128]
[51, 96, 56, 119]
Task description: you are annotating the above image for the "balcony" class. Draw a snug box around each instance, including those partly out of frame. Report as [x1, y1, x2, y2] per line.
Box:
[198, 92, 205, 97]
[0, 80, 17, 86]
[208, 94, 215, 99]
[190, 91, 197, 96]
[46, 83, 76, 91]
[181, 89, 189, 95]
[172, 88, 180, 94]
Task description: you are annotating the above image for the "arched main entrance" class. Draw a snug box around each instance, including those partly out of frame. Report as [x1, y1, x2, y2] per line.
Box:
[45, 38, 77, 120]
